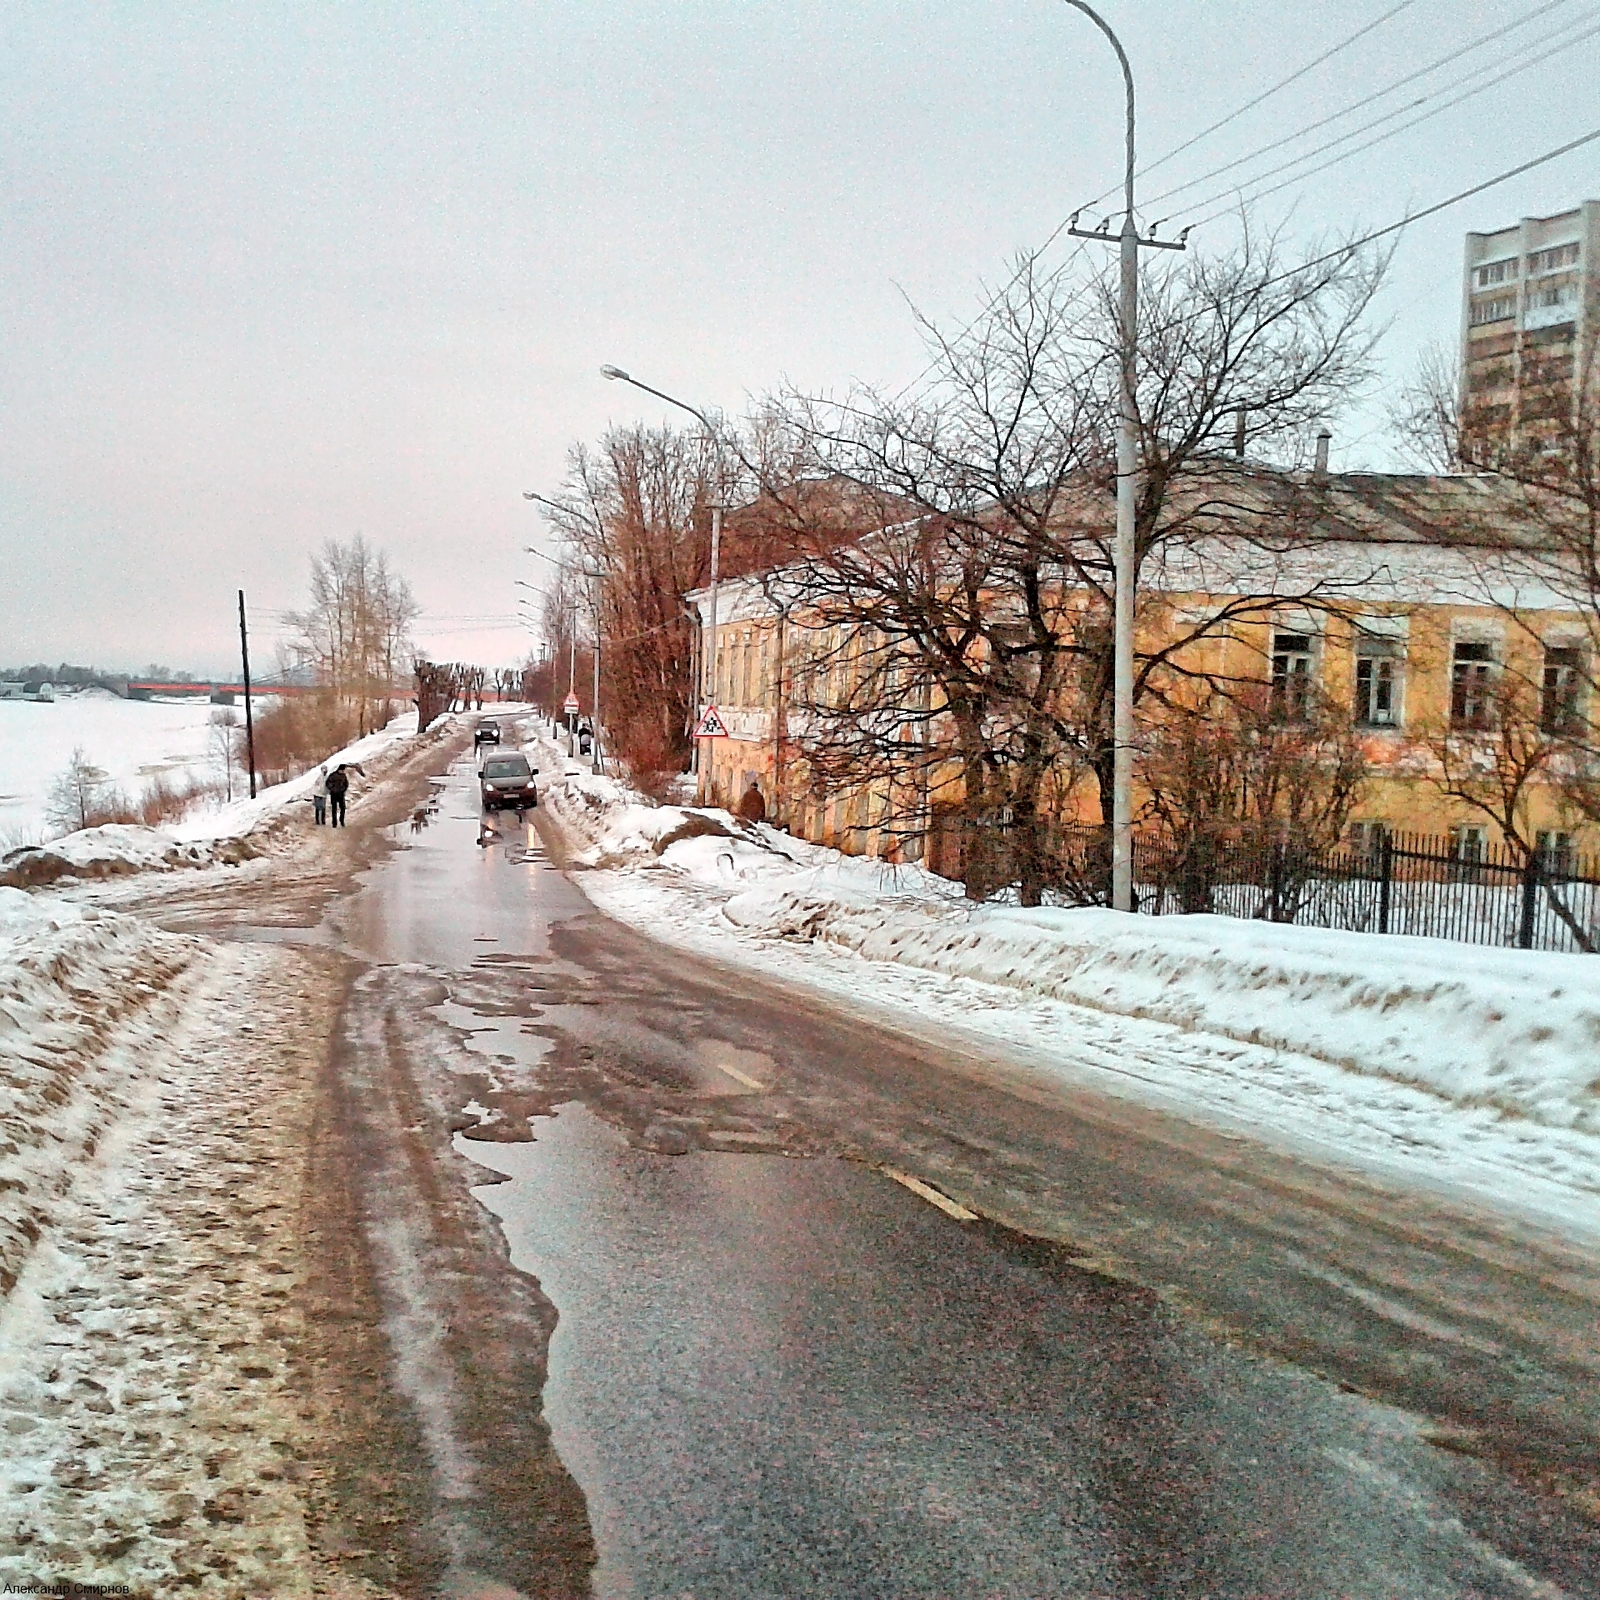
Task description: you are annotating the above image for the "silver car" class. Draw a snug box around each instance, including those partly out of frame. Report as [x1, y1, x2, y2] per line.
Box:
[479, 753, 537, 811]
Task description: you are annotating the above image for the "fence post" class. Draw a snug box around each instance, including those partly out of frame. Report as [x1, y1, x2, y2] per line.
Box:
[1518, 854, 1540, 950]
[1378, 834, 1393, 935]
[1268, 839, 1285, 922]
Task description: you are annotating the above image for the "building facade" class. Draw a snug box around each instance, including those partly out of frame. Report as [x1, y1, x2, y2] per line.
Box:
[1460, 200, 1599, 454]
[689, 470, 1597, 868]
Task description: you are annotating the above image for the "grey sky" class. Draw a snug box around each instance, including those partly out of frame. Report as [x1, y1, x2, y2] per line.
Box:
[2, 1, 1594, 674]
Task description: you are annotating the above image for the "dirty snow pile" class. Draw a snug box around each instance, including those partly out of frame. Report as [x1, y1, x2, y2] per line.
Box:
[0, 823, 260, 889]
[536, 745, 1600, 1241]
[0, 888, 197, 1299]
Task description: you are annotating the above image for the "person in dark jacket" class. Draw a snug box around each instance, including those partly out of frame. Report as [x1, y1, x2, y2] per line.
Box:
[736, 780, 766, 824]
[326, 764, 350, 827]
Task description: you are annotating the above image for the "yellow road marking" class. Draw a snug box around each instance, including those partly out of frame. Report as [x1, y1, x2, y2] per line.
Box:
[881, 1167, 977, 1222]
[712, 1060, 766, 1091]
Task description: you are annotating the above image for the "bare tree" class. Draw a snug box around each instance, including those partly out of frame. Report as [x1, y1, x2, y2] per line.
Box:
[538, 424, 739, 790]
[208, 707, 242, 803]
[1138, 685, 1367, 915]
[287, 536, 421, 735]
[762, 227, 1389, 902]
[45, 746, 118, 835]
[1395, 336, 1600, 831]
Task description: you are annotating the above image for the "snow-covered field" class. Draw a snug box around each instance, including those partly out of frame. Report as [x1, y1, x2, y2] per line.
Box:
[0, 689, 255, 847]
[0, 704, 456, 889]
[533, 732, 1600, 1246]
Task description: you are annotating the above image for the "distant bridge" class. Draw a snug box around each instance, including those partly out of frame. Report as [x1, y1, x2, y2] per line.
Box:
[124, 681, 383, 701]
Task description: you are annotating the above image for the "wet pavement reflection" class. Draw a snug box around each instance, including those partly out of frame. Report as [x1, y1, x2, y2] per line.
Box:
[341, 739, 1575, 1598]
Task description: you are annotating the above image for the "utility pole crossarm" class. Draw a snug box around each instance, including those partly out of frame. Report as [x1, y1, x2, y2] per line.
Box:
[1066, 225, 1188, 252]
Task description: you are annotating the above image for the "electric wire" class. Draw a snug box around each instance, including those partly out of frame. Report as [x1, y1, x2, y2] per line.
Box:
[1135, 0, 1586, 215]
[1110, 0, 1420, 199]
[1236, 126, 1600, 295]
[892, 2, 1531, 405]
[1178, 10, 1600, 226]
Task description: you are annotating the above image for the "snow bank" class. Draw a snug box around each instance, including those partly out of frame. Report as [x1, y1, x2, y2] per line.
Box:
[0, 705, 468, 888]
[722, 890, 1600, 1133]
[537, 747, 958, 901]
[167, 704, 436, 844]
[0, 823, 259, 889]
[538, 749, 1600, 1138]
[0, 889, 198, 1298]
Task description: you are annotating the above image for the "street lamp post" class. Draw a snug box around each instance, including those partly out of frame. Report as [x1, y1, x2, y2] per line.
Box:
[600, 365, 724, 791]
[1061, 1, 1185, 913]
[522, 495, 610, 768]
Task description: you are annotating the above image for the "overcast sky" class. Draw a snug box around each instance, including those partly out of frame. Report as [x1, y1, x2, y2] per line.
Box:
[2, 1, 1595, 675]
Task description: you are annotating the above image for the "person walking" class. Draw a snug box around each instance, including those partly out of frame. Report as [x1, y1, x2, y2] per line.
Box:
[311, 766, 328, 826]
[326, 763, 350, 828]
[736, 778, 766, 825]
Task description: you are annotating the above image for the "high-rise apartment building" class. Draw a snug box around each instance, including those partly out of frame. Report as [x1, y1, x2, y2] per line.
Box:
[1460, 200, 1598, 454]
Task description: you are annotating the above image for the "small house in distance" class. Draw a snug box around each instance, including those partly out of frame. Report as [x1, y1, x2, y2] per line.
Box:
[0, 681, 53, 702]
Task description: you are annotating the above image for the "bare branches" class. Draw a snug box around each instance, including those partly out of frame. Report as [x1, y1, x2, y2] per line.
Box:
[762, 229, 1389, 901]
[286, 536, 419, 736]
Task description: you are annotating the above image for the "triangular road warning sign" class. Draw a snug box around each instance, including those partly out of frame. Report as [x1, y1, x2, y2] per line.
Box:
[693, 705, 730, 738]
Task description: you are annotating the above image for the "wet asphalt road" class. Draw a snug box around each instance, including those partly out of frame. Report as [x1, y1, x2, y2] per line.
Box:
[323, 735, 1599, 1598]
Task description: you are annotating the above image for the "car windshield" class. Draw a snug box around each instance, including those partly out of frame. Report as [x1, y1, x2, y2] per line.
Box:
[482, 757, 531, 780]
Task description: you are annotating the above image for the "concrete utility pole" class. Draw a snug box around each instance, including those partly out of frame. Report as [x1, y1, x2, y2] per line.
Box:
[1062, 2, 1186, 913]
[591, 612, 603, 773]
[237, 589, 257, 799]
[707, 504, 722, 713]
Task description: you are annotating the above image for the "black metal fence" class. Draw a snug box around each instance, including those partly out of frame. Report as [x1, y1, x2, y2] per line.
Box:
[1035, 828, 1600, 954]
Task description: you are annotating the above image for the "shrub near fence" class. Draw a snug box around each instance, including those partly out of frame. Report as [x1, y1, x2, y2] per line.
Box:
[1034, 827, 1600, 954]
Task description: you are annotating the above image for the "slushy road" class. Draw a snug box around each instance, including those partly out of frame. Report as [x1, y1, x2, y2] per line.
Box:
[299, 732, 1600, 1596]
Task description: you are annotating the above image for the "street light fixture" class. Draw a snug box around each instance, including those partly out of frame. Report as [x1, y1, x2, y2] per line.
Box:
[1060, 0, 1185, 914]
[598, 364, 725, 774]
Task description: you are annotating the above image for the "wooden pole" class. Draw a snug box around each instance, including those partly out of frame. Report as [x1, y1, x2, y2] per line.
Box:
[238, 590, 257, 798]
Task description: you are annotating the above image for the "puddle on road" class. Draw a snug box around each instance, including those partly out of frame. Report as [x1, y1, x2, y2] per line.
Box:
[437, 998, 554, 1089]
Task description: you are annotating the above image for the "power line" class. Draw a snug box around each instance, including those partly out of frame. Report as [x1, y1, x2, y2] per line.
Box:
[1139, 0, 1585, 214]
[1180, 10, 1600, 225]
[1253, 125, 1600, 291]
[1126, 0, 1419, 192]
[909, 3, 1568, 407]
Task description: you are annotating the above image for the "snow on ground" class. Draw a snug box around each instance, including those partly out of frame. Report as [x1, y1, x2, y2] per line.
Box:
[531, 729, 1600, 1245]
[0, 888, 200, 1302]
[0, 705, 463, 889]
[0, 689, 266, 847]
[0, 937, 341, 1594]
[165, 703, 430, 844]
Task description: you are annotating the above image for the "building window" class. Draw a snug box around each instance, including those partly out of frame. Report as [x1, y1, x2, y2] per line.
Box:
[1469, 293, 1519, 325]
[1354, 634, 1403, 727]
[1541, 645, 1583, 734]
[1474, 258, 1518, 287]
[1451, 825, 1488, 864]
[1450, 641, 1496, 729]
[1528, 243, 1580, 274]
[1270, 631, 1314, 721]
[1536, 830, 1575, 875]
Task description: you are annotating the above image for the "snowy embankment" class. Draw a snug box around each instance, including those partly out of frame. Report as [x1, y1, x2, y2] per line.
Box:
[0, 688, 240, 848]
[0, 705, 450, 889]
[0, 888, 198, 1298]
[535, 736, 1600, 1240]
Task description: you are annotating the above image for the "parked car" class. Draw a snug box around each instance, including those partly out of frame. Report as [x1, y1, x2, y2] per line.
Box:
[479, 753, 537, 811]
[474, 718, 502, 747]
